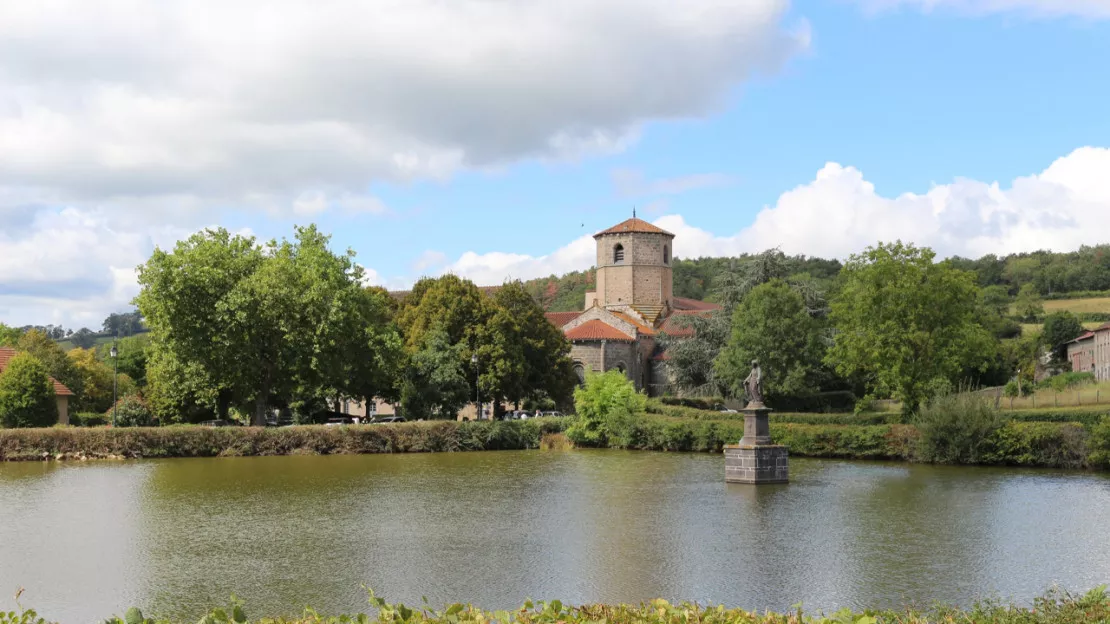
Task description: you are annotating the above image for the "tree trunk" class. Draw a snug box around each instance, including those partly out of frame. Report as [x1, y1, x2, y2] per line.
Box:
[253, 394, 268, 426]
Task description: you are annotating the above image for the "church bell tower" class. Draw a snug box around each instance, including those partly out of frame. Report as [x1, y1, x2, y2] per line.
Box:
[588, 214, 675, 324]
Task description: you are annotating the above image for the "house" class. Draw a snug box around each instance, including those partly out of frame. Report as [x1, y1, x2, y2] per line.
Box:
[1066, 324, 1110, 381]
[0, 347, 76, 425]
[543, 215, 720, 395]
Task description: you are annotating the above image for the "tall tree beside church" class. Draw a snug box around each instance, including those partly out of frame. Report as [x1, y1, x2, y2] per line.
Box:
[716, 280, 826, 405]
[827, 242, 994, 417]
[484, 281, 577, 409]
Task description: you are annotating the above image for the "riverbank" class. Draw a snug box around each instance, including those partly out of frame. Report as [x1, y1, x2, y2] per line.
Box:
[0, 419, 570, 461]
[3, 412, 1108, 469]
[11, 587, 1110, 624]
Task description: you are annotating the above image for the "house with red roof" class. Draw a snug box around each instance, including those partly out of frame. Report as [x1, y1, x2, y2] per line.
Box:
[543, 215, 720, 395]
[1066, 323, 1110, 380]
[0, 347, 76, 425]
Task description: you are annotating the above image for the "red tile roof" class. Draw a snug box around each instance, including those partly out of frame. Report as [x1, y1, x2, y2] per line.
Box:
[545, 311, 582, 328]
[673, 297, 722, 311]
[564, 320, 634, 342]
[594, 218, 674, 238]
[658, 311, 707, 337]
[0, 347, 74, 396]
[612, 311, 656, 336]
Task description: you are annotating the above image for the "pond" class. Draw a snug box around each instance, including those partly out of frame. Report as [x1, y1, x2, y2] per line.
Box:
[2, 451, 1109, 622]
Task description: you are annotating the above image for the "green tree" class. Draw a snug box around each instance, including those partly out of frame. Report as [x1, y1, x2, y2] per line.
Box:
[70, 327, 98, 349]
[0, 323, 21, 347]
[483, 281, 577, 410]
[566, 370, 647, 447]
[17, 329, 83, 399]
[144, 346, 221, 424]
[1042, 311, 1086, 358]
[399, 329, 472, 419]
[137, 225, 401, 425]
[716, 280, 826, 405]
[1013, 283, 1044, 323]
[0, 352, 57, 428]
[827, 241, 995, 417]
[97, 334, 152, 387]
[69, 347, 136, 413]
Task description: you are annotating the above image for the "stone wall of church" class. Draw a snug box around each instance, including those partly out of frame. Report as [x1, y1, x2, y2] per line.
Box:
[570, 339, 652, 391]
[595, 232, 674, 309]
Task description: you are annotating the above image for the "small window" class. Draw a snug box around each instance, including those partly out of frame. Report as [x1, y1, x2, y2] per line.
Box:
[614, 244, 625, 264]
[663, 245, 670, 265]
[573, 364, 586, 386]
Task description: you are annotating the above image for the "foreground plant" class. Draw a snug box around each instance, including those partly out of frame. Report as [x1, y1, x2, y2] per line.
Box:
[4, 586, 1109, 624]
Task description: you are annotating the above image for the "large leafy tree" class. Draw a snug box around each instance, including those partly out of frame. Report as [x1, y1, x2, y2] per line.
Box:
[483, 282, 576, 410]
[1042, 311, 1086, 359]
[68, 347, 137, 413]
[828, 242, 995, 417]
[1013, 283, 1044, 323]
[716, 280, 827, 405]
[17, 329, 83, 399]
[400, 329, 472, 419]
[137, 225, 402, 425]
[0, 353, 57, 428]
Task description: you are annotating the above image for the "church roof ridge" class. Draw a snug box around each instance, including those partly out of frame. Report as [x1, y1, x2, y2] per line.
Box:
[594, 217, 674, 238]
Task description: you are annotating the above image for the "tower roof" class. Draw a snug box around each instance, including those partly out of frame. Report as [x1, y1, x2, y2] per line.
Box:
[594, 217, 674, 238]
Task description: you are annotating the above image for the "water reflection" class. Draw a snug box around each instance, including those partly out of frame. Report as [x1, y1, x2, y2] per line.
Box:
[2, 453, 1109, 623]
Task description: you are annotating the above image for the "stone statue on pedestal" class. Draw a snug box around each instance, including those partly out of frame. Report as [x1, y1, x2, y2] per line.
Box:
[743, 360, 765, 408]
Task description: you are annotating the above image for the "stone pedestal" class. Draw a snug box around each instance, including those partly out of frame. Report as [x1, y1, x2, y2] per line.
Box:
[724, 404, 789, 484]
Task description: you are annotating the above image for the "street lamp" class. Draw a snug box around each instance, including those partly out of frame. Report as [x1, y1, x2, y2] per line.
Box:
[471, 354, 480, 420]
[110, 344, 119, 427]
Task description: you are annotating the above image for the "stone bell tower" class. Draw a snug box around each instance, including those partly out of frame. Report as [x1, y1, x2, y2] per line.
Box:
[587, 214, 675, 324]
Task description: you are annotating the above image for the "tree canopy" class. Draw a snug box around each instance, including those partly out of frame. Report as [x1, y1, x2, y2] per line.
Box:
[0, 352, 57, 428]
[716, 280, 827, 405]
[828, 242, 994, 416]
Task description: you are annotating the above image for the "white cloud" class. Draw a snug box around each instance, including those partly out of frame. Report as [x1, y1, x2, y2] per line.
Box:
[855, 0, 1110, 18]
[0, 0, 804, 219]
[433, 146, 1110, 286]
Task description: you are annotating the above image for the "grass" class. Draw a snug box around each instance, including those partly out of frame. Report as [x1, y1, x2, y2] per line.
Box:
[996, 381, 1110, 410]
[1045, 296, 1110, 315]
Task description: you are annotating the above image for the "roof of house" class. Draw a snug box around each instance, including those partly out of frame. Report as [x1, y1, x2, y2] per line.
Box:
[594, 217, 675, 239]
[611, 311, 656, 336]
[657, 310, 709, 337]
[545, 311, 582, 328]
[564, 319, 634, 342]
[0, 347, 75, 396]
[673, 297, 722, 312]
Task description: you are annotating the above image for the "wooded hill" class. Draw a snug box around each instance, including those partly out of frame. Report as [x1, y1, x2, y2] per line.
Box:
[521, 245, 1110, 312]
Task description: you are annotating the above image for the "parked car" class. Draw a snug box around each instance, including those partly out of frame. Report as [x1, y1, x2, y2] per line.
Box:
[371, 416, 406, 424]
[325, 417, 355, 427]
[542, 411, 564, 418]
[198, 420, 238, 427]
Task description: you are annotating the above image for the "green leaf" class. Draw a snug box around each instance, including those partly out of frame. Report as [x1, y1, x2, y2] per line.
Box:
[124, 608, 144, 624]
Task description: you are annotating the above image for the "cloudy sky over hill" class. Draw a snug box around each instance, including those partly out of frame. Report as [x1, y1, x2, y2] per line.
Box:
[1, 0, 1109, 327]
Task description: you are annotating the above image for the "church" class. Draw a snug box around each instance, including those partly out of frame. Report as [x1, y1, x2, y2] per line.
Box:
[545, 216, 720, 396]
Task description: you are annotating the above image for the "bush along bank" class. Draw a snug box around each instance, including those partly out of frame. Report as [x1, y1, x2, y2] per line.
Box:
[7, 586, 1110, 624]
[0, 419, 569, 461]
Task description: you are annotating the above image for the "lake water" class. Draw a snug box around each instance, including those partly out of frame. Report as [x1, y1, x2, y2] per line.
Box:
[2, 451, 1109, 623]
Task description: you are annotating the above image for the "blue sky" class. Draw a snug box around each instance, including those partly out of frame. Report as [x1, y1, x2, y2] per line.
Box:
[1, 0, 1109, 326]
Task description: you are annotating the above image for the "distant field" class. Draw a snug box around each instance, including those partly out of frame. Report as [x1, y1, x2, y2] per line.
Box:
[56, 335, 117, 351]
[1021, 322, 1104, 336]
[1044, 297, 1110, 315]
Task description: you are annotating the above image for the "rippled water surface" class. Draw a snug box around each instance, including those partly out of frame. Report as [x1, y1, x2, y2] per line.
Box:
[2, 451, 1110, 622]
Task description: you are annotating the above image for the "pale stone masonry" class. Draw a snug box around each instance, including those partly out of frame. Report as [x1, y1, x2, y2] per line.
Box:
[548, 216, 721, 395]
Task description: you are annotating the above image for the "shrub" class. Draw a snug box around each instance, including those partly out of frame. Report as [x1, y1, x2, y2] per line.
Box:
[1087, 417, 1110, 469]
[72, 412, 110, 427]
[567, 371, 647, 447]
[112, 395, 155, 427]
[1038, 372, 1096, 392]
[915, 391, 1009, 464]
[984, 422, 1090, 469]
[0, 352, 58, 428]
[1005, 407, 1110, 428]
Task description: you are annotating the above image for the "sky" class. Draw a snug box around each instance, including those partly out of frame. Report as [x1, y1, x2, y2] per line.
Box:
[1, 0, 1110, 328]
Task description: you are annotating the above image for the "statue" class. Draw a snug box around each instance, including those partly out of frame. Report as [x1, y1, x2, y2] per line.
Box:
[743, 360, 765, 407]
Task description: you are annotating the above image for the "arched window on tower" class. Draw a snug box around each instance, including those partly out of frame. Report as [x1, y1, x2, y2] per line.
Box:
[614, 244, 625, 264]
[663, 244, 670, 265]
